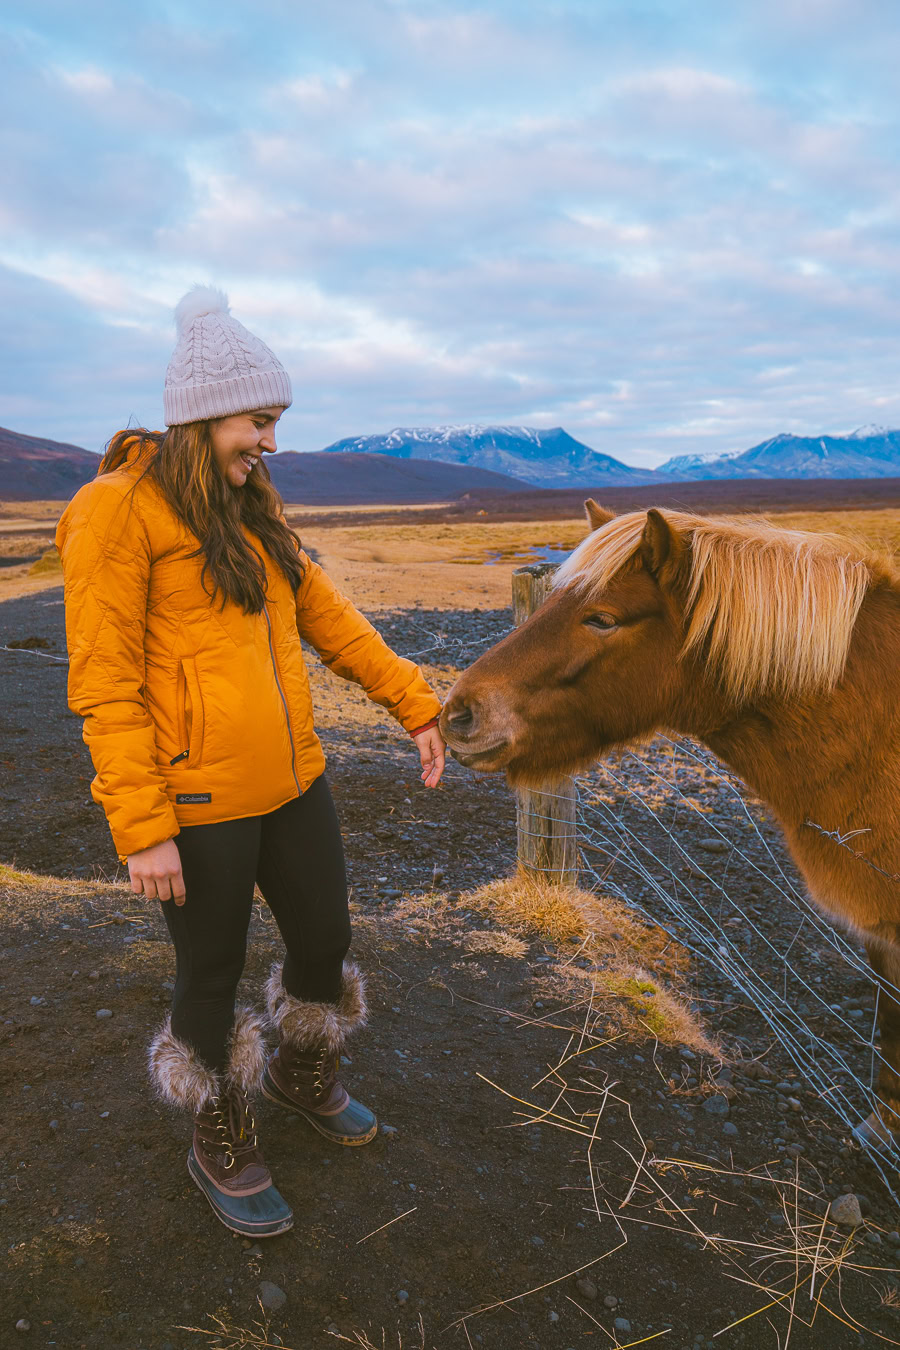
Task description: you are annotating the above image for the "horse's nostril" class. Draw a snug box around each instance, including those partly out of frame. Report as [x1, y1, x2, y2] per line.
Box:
[446, 703, 475, 734]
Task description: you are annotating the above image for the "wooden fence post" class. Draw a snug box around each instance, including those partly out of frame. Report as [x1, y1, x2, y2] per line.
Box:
[511, 563, 579, 887]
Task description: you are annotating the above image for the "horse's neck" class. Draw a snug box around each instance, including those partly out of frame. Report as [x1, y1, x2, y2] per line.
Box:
[687, 581, 900, 829]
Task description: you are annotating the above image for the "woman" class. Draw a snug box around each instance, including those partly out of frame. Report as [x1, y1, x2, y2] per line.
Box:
[56, 287, 446, 1238]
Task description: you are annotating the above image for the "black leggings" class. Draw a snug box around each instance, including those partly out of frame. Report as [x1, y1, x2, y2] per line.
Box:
[161, 775, 351, 1073]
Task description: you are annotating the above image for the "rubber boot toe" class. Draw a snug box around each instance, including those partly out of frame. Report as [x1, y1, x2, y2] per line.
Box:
[187, 1146, 294, 1237]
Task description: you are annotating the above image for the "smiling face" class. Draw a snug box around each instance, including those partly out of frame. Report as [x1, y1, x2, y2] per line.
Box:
[208, 406, 286, 487]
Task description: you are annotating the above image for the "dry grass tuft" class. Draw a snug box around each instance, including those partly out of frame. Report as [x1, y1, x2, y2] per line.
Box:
[28, 546, 62, 576]
[461, 869, 712, 1050]
[462, 928, 529, 959]
[179, 1308, 434, 1350]
[326, 1319, 431, 1349]
[178, 1301, 290, 1349]
[7, 1221, 110, 1277]
[595, 963, 718, 1053]
[0, 860, 125, 895]
[461, 869, 682, 971]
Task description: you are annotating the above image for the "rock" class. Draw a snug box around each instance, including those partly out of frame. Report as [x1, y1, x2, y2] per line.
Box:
[603, 1294, 618, 1309]
[549, 1310, 560, 1323]
[95, 1009, 113, 1020]
[381, 1124, 398, 1136]
[722, 1122, 739, 1137]
[49, 1120, 59, 1130]
[99, 1111, 110, 1120]
[29, 997, 45, 1007]
[531, 1235, 544, 1246]
[702, 1094, 730, 1117]
[15, 1320, 30, 1332]
[258, 1282, 287, 1311]
[698, 838, 729, 853]
[614, 1318, 632, 1334]
[246, 1244, 263, 1257]
[575, 1277, 598, 1301]
[787, 1097, 802, 1112]
[829, 1194, 863, 1229]
[396, 1290, 409, 1304]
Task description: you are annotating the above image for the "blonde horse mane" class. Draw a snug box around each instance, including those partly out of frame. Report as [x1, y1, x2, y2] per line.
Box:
[556, 510, 877, 703]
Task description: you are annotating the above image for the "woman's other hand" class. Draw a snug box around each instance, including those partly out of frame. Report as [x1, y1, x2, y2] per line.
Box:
[413, 725, 446, 788]
[128, 838, 186, 904]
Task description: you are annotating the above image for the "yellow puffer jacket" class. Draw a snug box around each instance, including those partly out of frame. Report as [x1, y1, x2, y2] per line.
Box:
[55, 446, 442, 861]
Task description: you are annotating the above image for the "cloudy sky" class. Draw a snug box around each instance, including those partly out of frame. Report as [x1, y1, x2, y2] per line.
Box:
[2, 0, 900, 467]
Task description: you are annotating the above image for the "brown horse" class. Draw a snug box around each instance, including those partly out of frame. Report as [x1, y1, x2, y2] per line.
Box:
[441, 501, 900, 1146]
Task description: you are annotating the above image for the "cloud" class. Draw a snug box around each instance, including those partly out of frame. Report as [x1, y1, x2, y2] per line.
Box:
[2, 1, 900, 466]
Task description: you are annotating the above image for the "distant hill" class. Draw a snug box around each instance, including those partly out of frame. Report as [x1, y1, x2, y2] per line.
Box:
[659, 426, 900, 480]
[266, 451, 527, 503]
[9, 418, 900, 502]
[0, 426, 99, 500]
[321, 424, 662, 488]
[0, 427, 527, 503]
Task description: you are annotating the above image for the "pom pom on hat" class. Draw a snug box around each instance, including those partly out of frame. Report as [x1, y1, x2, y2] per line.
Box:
[174, 285, 231, 335]
[164, 284, 292, 425]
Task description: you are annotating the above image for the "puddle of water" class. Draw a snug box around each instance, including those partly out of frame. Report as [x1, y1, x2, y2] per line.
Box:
[531, 545, 572, 566]
[474, 544, 572, 567]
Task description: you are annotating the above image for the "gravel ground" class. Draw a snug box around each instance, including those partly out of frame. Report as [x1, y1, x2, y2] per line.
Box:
[3, 587, 900, 1348]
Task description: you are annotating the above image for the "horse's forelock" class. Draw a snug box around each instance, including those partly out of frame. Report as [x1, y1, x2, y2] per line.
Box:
[554, 511, 650, 595]
[554, 510, 876, 703]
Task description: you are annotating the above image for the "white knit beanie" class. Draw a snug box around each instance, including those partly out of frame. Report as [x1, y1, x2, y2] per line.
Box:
[164, 286, 293, 426]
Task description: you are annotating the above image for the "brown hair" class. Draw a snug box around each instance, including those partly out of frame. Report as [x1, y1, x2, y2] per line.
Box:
[99, 424, 305, 613]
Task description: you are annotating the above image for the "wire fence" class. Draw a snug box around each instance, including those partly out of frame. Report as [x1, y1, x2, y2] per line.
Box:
[514, 736, 900, 1199]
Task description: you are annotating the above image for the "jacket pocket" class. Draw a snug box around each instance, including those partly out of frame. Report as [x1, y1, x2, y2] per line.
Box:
[179, 656, 206, 767]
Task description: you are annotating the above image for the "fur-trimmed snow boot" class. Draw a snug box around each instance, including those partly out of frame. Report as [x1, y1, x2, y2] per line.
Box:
[261, 962, 378, 1145]
[148, 1007, 293, 1237]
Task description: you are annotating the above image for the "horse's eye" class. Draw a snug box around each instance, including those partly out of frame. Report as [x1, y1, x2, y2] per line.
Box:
[584, 613, 618, 631]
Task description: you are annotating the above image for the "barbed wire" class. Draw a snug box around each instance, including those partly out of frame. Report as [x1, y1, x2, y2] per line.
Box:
[0, 644, 69, 663]
[519, 735, 900, 1199]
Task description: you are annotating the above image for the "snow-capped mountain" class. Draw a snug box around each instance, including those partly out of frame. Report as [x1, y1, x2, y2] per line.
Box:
[659, 428, 900, 480]
[321, 425, 662, 488]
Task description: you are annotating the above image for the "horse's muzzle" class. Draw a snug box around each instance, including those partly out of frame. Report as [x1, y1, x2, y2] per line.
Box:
[440, 691, 511, 770]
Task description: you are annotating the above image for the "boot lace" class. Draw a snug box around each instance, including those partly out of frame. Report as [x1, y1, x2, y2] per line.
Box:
[289, 1047, 335, 1094]
[208, 1088, 259, 1170]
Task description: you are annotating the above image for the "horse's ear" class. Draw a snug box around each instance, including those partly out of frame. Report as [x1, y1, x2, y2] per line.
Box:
[640, 508, 680, 576]
[584, 499, 615, 532]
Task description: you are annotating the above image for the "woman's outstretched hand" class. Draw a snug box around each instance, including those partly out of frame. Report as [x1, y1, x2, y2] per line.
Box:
[128, 838, 186, 904]
[413, 725, 446, 788]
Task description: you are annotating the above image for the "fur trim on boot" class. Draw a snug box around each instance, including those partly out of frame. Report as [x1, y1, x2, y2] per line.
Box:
[265, 962, 367, 1056]
[226, 1007, 269, 1094]
[148, 1006, 268, 1112]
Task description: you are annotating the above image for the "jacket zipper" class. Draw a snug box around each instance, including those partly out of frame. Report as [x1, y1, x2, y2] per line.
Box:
[171, 664, 189, 764]
[263, 604, 301, 794]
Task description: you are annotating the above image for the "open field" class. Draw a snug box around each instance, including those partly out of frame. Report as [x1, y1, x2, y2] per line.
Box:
[3, 498, 900, 1347]
[4, 493, 900, 613]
